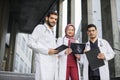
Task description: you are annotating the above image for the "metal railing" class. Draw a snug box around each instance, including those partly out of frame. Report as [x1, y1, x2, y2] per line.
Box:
[113, 48, 120, 52]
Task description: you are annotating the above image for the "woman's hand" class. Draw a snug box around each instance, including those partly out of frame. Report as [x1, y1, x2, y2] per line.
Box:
[75, 54, 80, 60]
[65, 48, 72, 54]
[84, 48, 89, 53]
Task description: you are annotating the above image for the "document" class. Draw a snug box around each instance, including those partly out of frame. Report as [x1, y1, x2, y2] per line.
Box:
[85, 47, 105, 70]
[55, 44, 68, 53]
[70, 43, 85, 54]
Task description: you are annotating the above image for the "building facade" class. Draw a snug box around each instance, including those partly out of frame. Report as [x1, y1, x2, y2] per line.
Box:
[0, 0, 120, 80]
[13, 33, 32, 73]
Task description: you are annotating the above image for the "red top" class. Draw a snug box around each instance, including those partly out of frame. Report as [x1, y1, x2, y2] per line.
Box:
[67, 39, 77, 67]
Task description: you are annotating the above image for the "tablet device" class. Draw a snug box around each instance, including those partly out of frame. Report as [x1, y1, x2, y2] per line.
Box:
[85, 47, 105, 70]
[70, 43, 85, 54]
[55, 44, 68, 53]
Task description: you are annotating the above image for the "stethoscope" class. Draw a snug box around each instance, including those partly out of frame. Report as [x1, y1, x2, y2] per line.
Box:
[99, 40, 103, 47]
[62, 36, 72, 48]
[86, 40, 103, 48]
[62, 36, 73, 43]
[61, 36, 70, 49]
[62, 36, 66, 44]
[44, 25, 54, 35]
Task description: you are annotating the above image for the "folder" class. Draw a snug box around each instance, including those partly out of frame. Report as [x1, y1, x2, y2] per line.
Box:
[85, 47, 105, 70]
[70, 43, 85, 54]
[55, 44, 68, 54]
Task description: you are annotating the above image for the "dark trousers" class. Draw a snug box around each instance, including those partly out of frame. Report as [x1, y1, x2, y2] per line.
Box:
[89, 76, 100, 80]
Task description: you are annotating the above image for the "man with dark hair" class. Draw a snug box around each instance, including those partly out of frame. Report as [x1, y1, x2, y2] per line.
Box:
[86, 24, 97, 31]
[46, 10, 58, 17]
[76, 24, 115, 80]
[27, 10, 59, 80]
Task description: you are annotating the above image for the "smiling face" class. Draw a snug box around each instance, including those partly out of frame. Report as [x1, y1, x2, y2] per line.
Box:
[46, 14, 58, 28]
[66, 25, 75, 37]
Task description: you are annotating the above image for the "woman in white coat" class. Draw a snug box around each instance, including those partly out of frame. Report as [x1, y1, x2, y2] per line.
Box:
[57, 24, 81, 80]
[76, 24, 115, 80]
[27, 11, 59, 80]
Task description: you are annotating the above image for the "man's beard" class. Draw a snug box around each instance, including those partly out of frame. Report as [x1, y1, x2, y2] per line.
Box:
[46, 21, 55, 28]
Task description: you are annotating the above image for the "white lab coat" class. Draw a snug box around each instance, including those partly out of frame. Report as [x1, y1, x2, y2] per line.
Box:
[27, 24, 58, 80]
[57, 37, 81, 80]
[79, 38, 115, 80]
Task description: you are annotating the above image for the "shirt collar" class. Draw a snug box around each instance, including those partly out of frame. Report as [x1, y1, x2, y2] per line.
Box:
[44, 23, 54, 34]
[44, 23, 53, 30]
[90, 39, 98, 44]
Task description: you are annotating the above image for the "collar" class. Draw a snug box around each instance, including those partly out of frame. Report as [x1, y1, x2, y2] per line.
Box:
[90, 39, 98, 44]
[44, 23, 54, 33]
[86, 38, 103, 47]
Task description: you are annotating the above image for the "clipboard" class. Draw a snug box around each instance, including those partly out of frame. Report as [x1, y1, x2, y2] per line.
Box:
[85, 47, 105, 70]
[55, 44, 68, 54]
[70, 43, 85, 54]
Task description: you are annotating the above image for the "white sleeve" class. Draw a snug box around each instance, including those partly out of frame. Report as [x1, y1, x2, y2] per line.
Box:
[27, 25, 49, 54]
[103, 40, 115, 60]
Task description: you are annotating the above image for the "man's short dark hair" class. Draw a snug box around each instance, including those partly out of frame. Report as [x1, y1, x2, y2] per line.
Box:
[46, 10, 58, 17]
[87, 24, 97, 31]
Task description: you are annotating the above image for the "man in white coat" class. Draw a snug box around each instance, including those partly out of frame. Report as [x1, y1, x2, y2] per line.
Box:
[76, 24, 115, 80]
[27, 11, 59, 80]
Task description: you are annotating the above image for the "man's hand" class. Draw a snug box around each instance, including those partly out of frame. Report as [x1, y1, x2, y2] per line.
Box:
[97, 53, 105, 60]
[65, 48, 72, 54]
[48, 49, 58, 55]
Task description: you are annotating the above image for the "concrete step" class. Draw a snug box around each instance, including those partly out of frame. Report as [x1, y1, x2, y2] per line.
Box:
[1, 71, 120, 80]
[0, 71, 35, 80]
